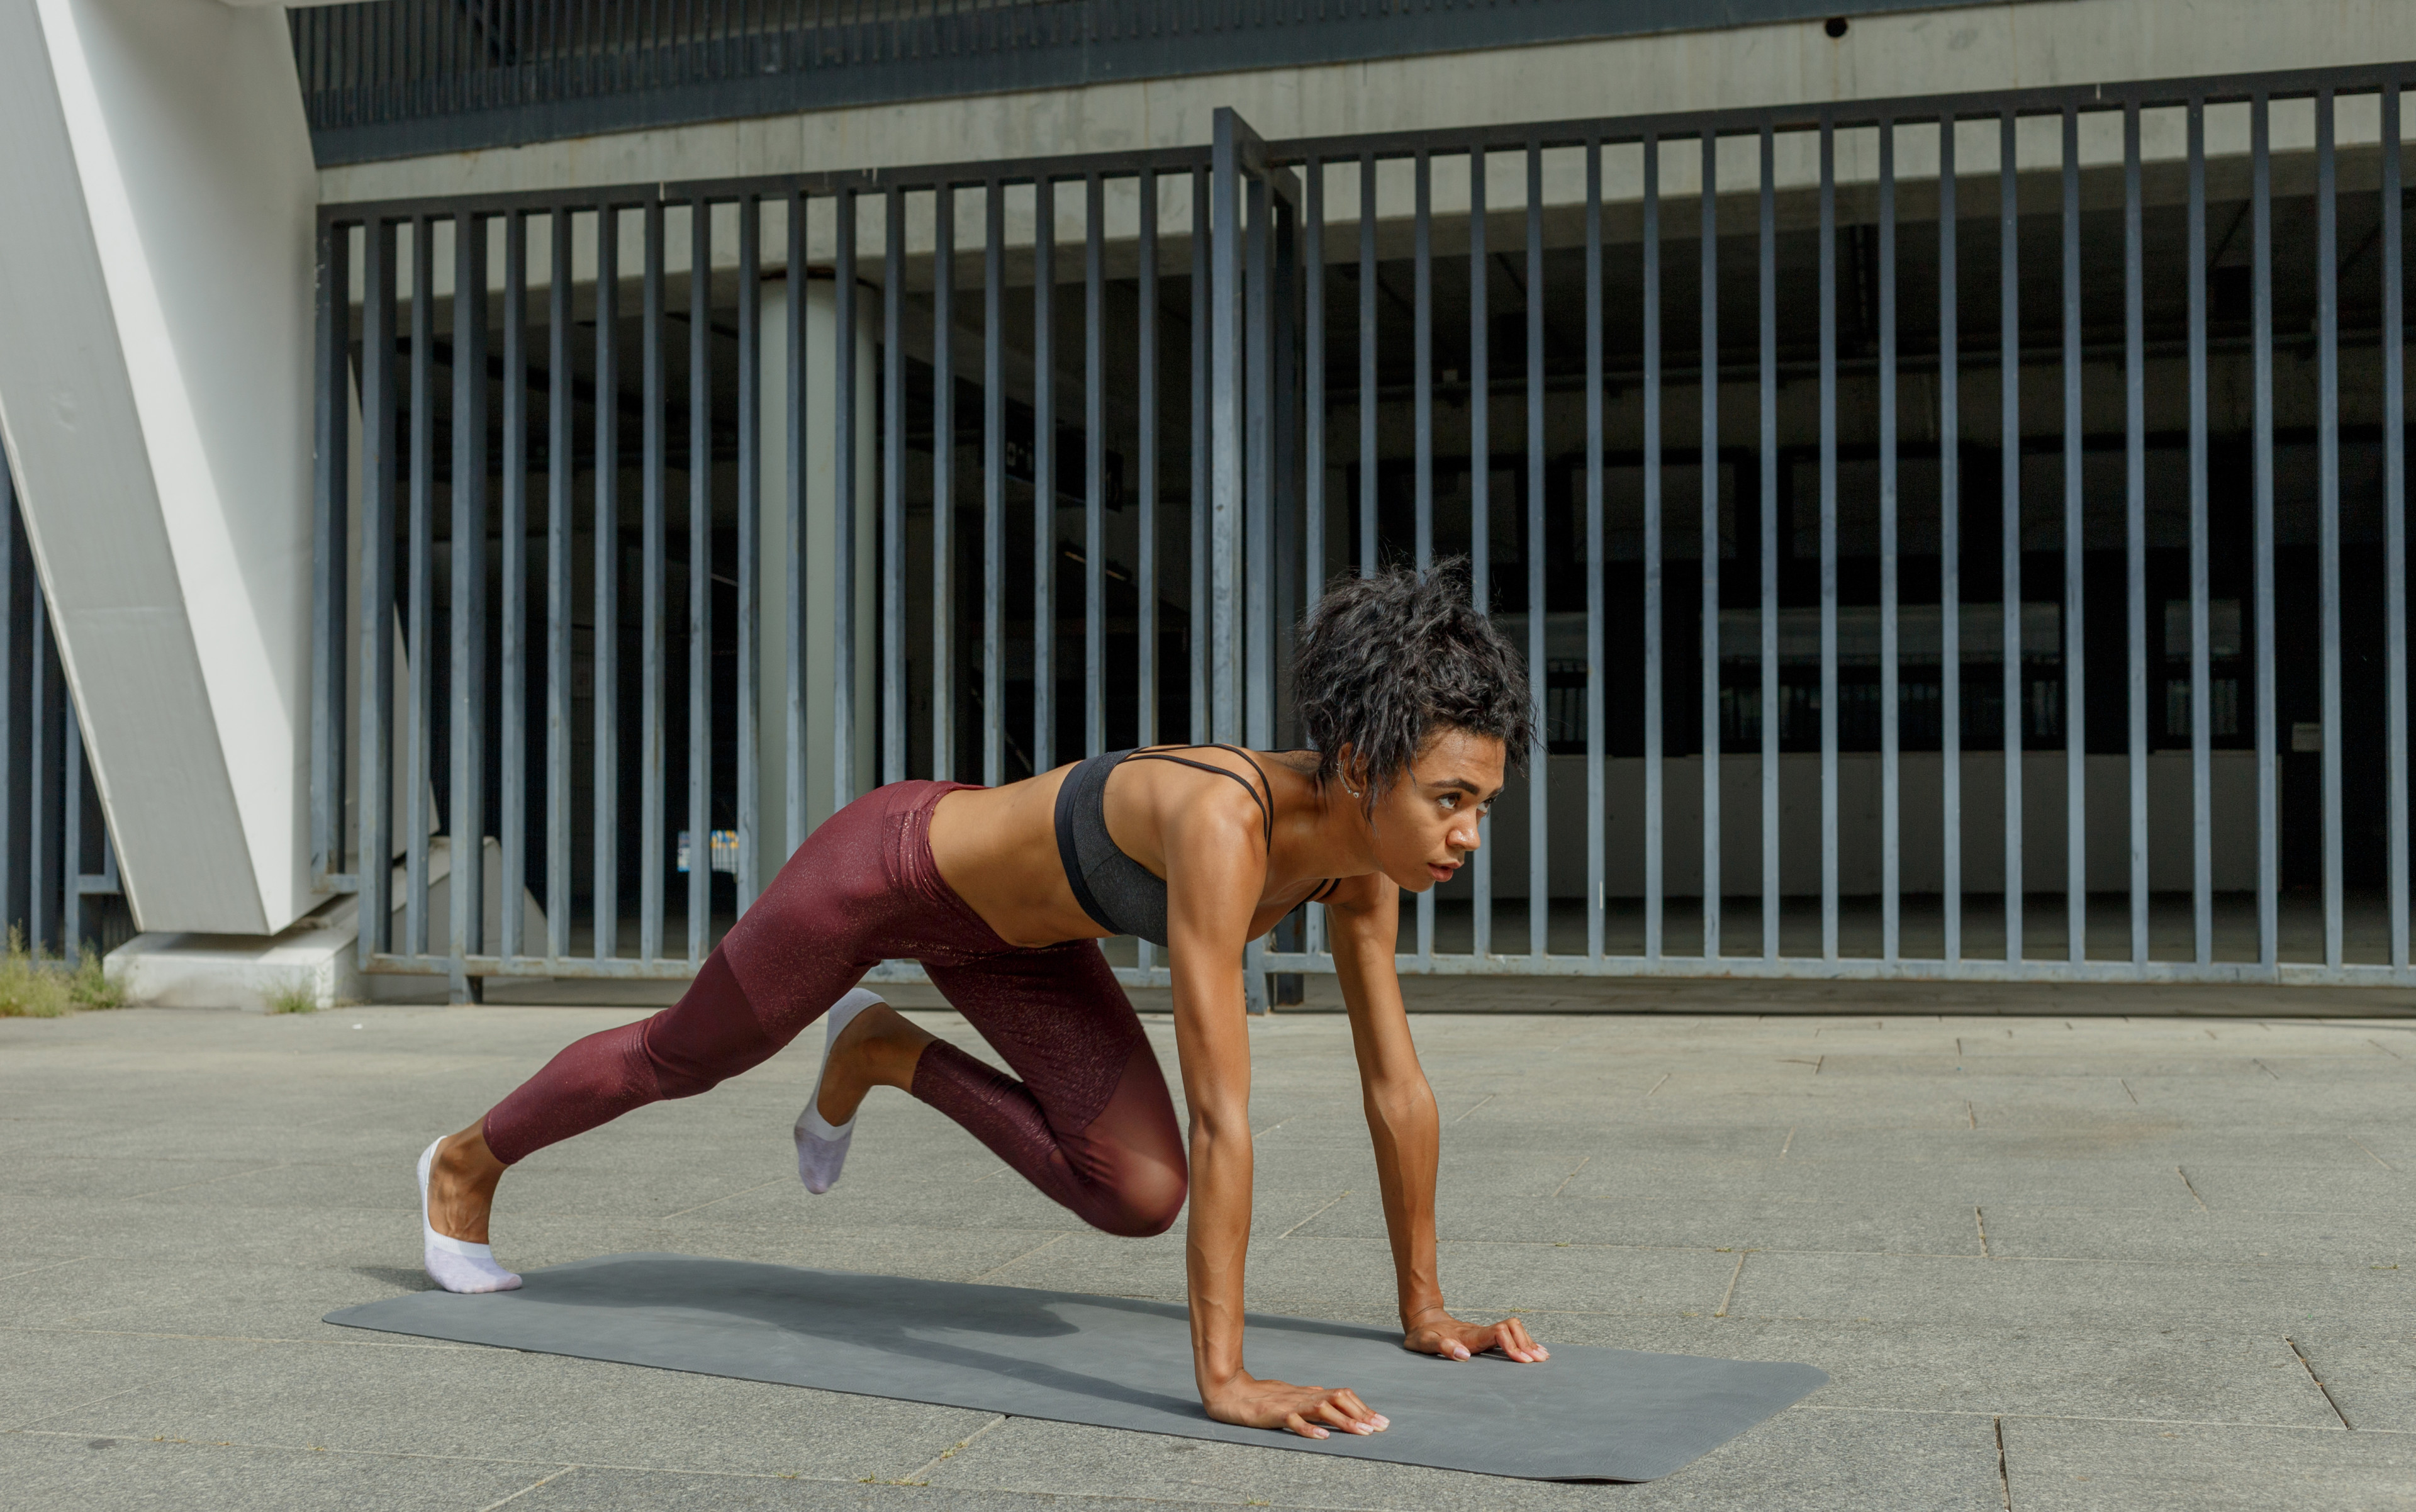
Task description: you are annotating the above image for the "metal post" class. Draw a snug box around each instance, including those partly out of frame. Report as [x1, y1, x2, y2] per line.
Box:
[2126, 106, 2149, 968]
[1085, 172, 1107, 758]
[786, 193, 809, 851]
[358, 218, 398, 966]
[1210, 113, 1243, 748]
[2062, 107, 2086, 967]
[836, 188, 860, 810]
[1643, 135, 1664, 963]
[310, 218, 350, 892]
[1940, 119, 1964, 966]
[501, 210, 527, 963]
[1032, 176, 1056, 773]
[1586, 139, 1606, 963]
[737, 195, 761, 913]
[1468, 145, 1490, 959]
[2252, 98, 2278, 971]
[640, 197, 666, 964]
[2318, 90, 2343, 970]
[1192, 169, 1211, 743]
[595, 203, 622, 960]
[1528, 140, 1549, 960]
[933, 184, 956, 783]
[2188, 100, 2213, 967]
[2386, 85, 2408, 971]
[985, 181, 1007, 785]
[690, 196, 715, 962]
[1879, 123, 1901, 963]
[1819, 118, 1840, 963]
[884, 187, 907, 786]
[406, 215, 435, 961]
[1701, 126, 1723, 962]
[1412, 150, 1434, 960]
[1758, 124, 1777, 963]
[1360, 153, 1379, 579]
[444, 221, 489, 990]
[1999, 110, 2023, 967]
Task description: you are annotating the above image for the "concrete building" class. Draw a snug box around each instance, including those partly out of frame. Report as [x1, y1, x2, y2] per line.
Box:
[0, 0, 2410, 1004]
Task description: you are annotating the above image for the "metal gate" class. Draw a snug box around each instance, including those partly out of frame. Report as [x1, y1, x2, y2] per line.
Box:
[311, 60, 2415, 995]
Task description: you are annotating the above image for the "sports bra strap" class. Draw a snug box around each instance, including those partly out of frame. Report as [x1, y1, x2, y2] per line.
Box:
[1117, 744, 1277, 850]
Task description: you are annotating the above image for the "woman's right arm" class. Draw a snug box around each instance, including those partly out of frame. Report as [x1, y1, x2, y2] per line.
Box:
[1163, 799, 1387, 1441]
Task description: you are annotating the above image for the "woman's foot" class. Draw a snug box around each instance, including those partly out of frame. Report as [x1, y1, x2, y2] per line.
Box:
[795, 990, 934, 1194]
[420, 1127, 519, 1294]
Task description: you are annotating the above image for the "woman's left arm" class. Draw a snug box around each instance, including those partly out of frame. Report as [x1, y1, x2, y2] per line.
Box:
[1323, 873, 1547, 1365]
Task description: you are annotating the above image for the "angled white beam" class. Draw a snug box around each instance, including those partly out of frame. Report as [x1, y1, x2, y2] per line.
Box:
[0, 0, 320, 934]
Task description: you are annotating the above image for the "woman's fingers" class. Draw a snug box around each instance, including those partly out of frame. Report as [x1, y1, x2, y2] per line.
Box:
[1333, 1389, 1388, 1430]
[1284, 1410, 1328, 1440]
[1497, 1316, 1549, 1362]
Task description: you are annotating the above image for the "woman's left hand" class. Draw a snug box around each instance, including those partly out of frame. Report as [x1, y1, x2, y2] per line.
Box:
[1402, 1308, 1548, 1363]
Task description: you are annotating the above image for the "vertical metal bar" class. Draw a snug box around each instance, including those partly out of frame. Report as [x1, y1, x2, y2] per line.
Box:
[1360, 153, 1379, 579]
[0, 473, 13, 944]
[28, 598, 47, 955]
[2386, 86, 2408, 972]
[2190, 99, 2214, 967]
[1414, 150, 1433, 578]
[1757, 123, 1777, 963]
[1085, 172, 1106, 758]
[1819, 118, 1839, 964]
[2126, 106, 2149, 968]
[311, 218, 350, 890]
[1586, 139, 1605, 963]
[1413, 150, 1434, 960]
[1643, 135, 1664, 963]
[2252, 98, 2278, 971]
[836, 188, 860, 810]
[985, 181, 1007, 785]
[883, 186, 907, 785]
[1139, 168, 1160, 760]
[1941, 118, 1964, 966]
[1191, 169, 1210, 744]
[1468, 145, 1490, 960]
[359, 218, 396, 966]
[2319, 89, 2343, 970]
[1999, 109, 2023, 967]
[501, 210, 528, 962]
[640, 198, 666, 965]
[406, 215, 435, 960]
[60, 701, 80, 960]
[1879, 123, 1901, 963]
[2063, 107, 2086, 966]
[1701, 126, 1723, 961]
[689, 196, 714, 963]
[1305, 157, 1325, 610]
[932, 186, 956, 783]
[1528, 140, 1548, 960]
[1246, 174, 1275, 756]
[737, 194, 761, 914]
[1210, 121, 1242, 746]
[595, 203, 622, 960]
[1032, 177, 1055, 771]
[787, 192, 808, 852]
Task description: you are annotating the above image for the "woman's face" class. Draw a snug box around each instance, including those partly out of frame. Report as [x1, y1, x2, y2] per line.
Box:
[1363, 727, 1509, 892]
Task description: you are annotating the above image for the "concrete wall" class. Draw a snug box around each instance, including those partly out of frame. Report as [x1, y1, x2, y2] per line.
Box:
[0, 0, 322, 935]
[318, 0, 2416, 205]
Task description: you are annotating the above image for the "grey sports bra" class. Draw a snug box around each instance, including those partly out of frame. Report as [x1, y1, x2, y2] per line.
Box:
[1053, 744, 1340, 947]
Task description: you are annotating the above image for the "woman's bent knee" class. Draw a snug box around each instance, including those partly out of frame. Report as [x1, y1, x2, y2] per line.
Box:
[1092, 1161, 1187, 1238]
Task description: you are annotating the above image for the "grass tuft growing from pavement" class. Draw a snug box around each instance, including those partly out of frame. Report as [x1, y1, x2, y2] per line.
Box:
[0, 929, 130, 1016]
[265, 976, 320, 1014]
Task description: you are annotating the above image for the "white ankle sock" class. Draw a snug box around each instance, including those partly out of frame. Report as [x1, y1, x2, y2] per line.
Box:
[418, 1139, 522, 1294]
[795, 988, 885, 1194]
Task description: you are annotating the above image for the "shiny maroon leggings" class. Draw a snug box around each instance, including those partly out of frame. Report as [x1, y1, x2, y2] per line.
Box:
[481, 781, 1187, 1238]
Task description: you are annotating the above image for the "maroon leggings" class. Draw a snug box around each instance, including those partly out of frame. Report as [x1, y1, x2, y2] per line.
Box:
[481, 781, 1187, 1238]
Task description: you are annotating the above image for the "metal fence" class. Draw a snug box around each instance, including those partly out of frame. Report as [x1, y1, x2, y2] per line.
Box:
[0, 454, 126, 963]
[313, 60, 2415, 998]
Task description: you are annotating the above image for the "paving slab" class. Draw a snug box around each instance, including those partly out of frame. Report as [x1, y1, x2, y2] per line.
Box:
[1998, 1418, 2416, 1512]
[0, 1431, 551, 1512]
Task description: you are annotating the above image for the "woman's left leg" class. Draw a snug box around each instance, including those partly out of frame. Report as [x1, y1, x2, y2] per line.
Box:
[915, 943, 1188, 1238]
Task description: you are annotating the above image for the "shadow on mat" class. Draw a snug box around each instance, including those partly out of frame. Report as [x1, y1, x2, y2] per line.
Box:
[550, 1254, 1220, 1418]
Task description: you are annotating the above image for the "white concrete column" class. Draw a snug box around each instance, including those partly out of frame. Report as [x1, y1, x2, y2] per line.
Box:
[756, 273, 879, 895]
[0, 0, 318, 934]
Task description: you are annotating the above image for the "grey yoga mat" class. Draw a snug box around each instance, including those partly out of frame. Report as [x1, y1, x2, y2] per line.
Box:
[326, 1253, 1825, 1482]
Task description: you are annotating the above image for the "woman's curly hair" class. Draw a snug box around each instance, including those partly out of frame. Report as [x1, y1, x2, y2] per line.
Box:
[1292, 559, 1535, 812]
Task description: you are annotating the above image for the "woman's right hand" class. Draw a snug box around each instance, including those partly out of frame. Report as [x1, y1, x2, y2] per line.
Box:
[1203, 1374, 1390, 1439]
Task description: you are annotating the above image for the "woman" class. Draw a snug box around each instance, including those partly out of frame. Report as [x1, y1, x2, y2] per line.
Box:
[418, 561, 1548, 1440]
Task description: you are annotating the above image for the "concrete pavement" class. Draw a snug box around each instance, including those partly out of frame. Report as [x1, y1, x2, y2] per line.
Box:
[3, 997, 2411, 1509]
